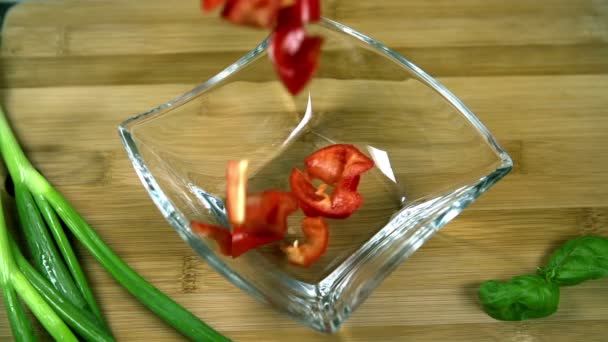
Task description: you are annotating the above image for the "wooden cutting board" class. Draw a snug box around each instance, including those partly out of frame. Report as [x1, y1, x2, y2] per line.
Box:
[0, 0, 607, 340]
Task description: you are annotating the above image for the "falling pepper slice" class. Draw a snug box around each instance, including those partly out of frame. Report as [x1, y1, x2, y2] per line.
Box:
[282, 216, 329, 267]
[294, 0, 321, 23]
[221, 0, 282, 28]
[269, 3, 323, 95]
[202, 0, 319, 29]
[201, 0, 322, 94]
[201, 0, 226, 11]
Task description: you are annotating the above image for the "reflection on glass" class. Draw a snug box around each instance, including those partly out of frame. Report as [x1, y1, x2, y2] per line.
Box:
[367, 145, 397, 183]
[283, 93, 313, 147]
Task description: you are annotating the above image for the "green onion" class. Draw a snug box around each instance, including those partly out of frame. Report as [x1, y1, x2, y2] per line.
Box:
[10, 235, 115, 342]
[14, 181, 88, 310]
[45, 187, 230, 341]
[34, 193, 106, 325]
[0, 186, 78, 341]
[0, 106, 230, 341]
[2, 280, 37, 342]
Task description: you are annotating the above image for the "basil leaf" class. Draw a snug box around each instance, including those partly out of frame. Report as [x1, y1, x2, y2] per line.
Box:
[478, 274, 560, 321]
[539, 235, 608, 286]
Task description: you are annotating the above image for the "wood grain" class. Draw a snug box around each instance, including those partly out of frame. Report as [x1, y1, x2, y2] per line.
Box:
[0, 0, 607, 341]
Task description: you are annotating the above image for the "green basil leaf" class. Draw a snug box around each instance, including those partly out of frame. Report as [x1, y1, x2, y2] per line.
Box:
[539, 235, 608, 286]
[479, 274, 560, 321]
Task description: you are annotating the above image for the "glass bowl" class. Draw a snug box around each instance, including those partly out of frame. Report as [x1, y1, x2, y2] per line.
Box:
[118, 18, 512, 333]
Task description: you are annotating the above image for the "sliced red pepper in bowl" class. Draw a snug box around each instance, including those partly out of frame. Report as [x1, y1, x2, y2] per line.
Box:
[191, 190, 297, 258]
[290, 144, 374, 219]
[229, 190, 299, 256]
[192, 221, 284, 258]
[290, 168, 363, 219]
[282, 216, 329, 267]
[193, 161, 299, 257]
[191, 222, 232, 256]
[230, 227, 282, 257]
[305, 144, 375, 184]
[193, 143, 369, 265]
[243, 190, 299, 237]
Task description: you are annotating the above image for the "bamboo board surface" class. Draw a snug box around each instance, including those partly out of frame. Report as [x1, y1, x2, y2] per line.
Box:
[0, 0, 607, 341]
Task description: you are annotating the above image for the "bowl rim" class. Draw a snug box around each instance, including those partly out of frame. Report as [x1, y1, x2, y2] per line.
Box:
[118, 17, 513, 333]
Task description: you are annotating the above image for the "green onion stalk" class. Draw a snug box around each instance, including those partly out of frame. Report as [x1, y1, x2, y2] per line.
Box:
[0, 190, 78, 341]
[9, 234, 114, 342]
[0, 106, 230, 341]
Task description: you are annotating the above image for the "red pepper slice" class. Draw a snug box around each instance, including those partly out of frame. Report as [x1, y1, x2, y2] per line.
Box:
[192, 221, 276, 257]
[242, 190, 299, 236]
[208, 0, 319, 28]
[228, 161, 297, 256]
[230, 228, 281, 257]
[192, 221, 284, 257]
[304, 144, 375, 184]
[275, 0, 320, 28]
[232, 190, 298, 256]
[269, 2, 323, 95]
[221, 0, 282, 28]
[191, 221, 232, 255]
[295, 0, 321, 23]
[203, 0, 322, 94]
[269, 30, 323, 95]
[290, 168, 363, 218]
[201, 0, 226, 11]
[290, 144, 374, 218]
[191, 190, 298, 257]
[282, 216, 328, 267]
[193, 160, 299, 257]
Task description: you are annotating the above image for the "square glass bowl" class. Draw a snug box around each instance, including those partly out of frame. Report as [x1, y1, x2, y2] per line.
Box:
[118, 18, 512, 333]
